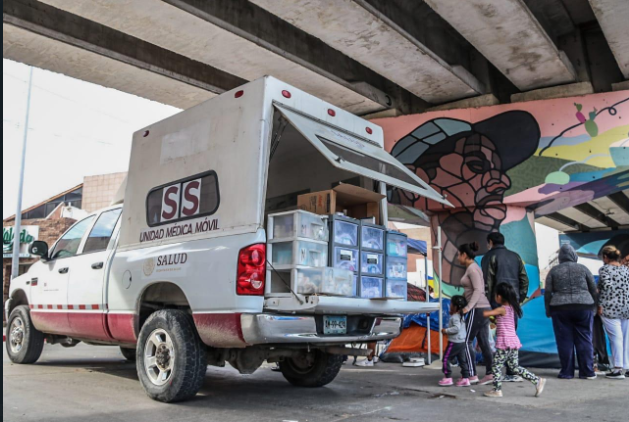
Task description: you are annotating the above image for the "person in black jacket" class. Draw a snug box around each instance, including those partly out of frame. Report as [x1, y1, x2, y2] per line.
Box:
[482, 232, 529, 309]
[481, 232, 529, 382]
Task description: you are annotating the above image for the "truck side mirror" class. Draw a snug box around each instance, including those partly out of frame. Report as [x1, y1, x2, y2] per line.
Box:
[29, 241, 50, 261]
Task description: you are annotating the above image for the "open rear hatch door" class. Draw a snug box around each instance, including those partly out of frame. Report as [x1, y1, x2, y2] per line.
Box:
[274, 105, 452, 207]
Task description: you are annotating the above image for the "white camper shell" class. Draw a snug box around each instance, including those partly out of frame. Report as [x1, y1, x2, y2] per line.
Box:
[6, 77, 443, 403]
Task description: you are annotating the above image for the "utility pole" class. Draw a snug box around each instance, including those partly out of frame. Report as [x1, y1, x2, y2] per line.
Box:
[11, 67, 34, 280]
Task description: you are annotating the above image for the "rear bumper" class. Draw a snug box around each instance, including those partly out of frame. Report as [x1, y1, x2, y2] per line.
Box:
[241, 314, 403, 345]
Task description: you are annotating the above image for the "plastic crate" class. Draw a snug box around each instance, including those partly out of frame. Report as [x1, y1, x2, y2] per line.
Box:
[385, 279, 408, 300]
[270, 239, 328, 268]
[268, 210, 329, 242]
[332, 247, 359, 273]
[386, 232, 408, 258]
[359, 276, 384, 299]
[294, 267, 356, 296]
[386, 256, 408, 280]
[330, 216, 359, 247]
[361, 224, 385, 251]
[360, 251, 384, 276]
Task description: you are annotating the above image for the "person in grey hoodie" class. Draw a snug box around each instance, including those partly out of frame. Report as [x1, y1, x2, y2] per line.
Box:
[439, 296, 471, 387]
[545, 244, 598, 379]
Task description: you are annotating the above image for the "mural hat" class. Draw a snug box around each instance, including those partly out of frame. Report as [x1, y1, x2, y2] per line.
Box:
[391, 111, 540, 171]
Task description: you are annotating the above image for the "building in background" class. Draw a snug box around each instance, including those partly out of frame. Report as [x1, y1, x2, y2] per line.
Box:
[2, 172, 126, 322]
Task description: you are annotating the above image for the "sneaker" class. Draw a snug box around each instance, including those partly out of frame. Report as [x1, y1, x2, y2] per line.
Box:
[439, 377, 454, 386]
[455, 378, 471, 387]
[535, 378, 547, 397]
[503, 375, 524, 382]
[354, 359, 374, 367]
[479, 374, 495, 385]
[583, 374, 597, 380]
[484, 389, 503, 398]
[606, 370, 626, 380]
[468, 375, 480, 384]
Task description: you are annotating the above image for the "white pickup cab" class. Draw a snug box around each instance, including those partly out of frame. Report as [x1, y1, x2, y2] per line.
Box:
[6, 77, 445, 402]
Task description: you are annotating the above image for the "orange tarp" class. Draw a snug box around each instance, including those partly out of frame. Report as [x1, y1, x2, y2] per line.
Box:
[387, 325, 446, 355]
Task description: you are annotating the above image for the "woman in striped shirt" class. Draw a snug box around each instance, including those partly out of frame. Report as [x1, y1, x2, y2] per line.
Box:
[483, 283, 547, 398]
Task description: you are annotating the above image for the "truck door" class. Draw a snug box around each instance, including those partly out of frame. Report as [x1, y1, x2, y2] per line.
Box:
[66, 208, 122, 341]
[30, 216, 95, 336]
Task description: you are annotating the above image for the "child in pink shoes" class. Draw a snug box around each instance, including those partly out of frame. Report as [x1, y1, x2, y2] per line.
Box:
[439, 296, 472, 387]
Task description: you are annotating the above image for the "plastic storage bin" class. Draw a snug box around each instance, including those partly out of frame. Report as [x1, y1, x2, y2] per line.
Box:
[360, 251, 384, 276]
[330, 217, 359, 247]
[294, 267, 356, 296]
[385, 279, 408, 300]
[386, 232, 408, 257]
[271, 240, 328, 267]
[332, 247, 359, 272]
[386, 256, 408, 280]
[361, 225, 384, 251]
[269, 210, 329, 241]
[359, 276, 384, 299]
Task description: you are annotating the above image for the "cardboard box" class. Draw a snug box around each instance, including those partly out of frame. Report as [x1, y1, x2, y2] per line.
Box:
[298, 184, 385, 224]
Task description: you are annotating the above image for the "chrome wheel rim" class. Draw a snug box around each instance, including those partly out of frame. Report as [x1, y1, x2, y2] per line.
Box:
[144, 329, 175, 386]
[9, 317, 25, 354]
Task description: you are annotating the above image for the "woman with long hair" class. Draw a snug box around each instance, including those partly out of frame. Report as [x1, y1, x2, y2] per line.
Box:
[457, 242, 494, 385]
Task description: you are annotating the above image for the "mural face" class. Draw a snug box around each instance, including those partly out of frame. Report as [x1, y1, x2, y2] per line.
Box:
[377, 91, 629, 287]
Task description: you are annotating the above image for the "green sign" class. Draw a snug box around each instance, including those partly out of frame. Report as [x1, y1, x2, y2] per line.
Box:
[3, 226, 39, 258]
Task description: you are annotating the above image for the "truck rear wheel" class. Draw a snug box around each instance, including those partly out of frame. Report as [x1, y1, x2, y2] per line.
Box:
[136, 310, 207, 403]
[6, 305, 45, 364]
[280, 350, 343, 388]
[120, 347, 136, 362]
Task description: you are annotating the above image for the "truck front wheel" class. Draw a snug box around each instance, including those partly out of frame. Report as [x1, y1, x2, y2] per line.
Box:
[136, 310, 208, 403]
[280, 350, 343, 388]
[5, 305, 45, 364]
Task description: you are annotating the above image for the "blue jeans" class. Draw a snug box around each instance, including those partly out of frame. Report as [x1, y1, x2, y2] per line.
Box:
[551, 309, 595, 379]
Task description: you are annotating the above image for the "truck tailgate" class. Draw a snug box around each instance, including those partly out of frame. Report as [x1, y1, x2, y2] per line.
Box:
[264, 295, 439, 316]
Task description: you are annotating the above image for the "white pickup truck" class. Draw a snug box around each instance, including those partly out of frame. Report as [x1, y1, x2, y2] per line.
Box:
[5, 77, 445, 402]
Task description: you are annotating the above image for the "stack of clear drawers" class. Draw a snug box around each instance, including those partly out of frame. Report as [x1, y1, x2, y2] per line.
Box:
[385, 231, 408, 300]
[267, 210, 355, 297]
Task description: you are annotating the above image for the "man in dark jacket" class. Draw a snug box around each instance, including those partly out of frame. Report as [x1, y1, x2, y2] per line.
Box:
[482, 232, 529, 309]
[481, 232, 529, 382]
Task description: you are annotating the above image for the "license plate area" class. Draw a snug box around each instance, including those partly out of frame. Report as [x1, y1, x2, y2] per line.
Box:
[323, 315, 347, 335]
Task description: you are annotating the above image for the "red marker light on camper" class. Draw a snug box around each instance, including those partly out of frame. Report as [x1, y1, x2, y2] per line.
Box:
[282, 90, 292, 99]
[365, 127, 373, 135]
[328, 109, 336, 117]
[234, 90, 244, 98]
[143, 130, 150, 137]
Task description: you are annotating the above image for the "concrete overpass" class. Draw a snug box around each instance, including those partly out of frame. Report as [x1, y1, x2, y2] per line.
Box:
[4, 0, 628, 116]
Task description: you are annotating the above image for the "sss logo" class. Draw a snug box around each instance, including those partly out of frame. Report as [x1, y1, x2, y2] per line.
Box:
[161, 179, 202, 223]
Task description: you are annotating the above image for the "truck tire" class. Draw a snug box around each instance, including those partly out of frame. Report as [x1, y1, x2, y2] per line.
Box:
[120, 347, 136, 362]
[136, 310, 207, 403]
[5, 305, 45, 364]
[280, 350, 343, 388]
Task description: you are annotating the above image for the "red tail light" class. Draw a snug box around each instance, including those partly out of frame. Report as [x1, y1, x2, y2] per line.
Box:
[237, 244, 266, 296]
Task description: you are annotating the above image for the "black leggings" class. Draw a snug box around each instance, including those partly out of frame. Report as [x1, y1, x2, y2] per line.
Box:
[464, 308, 493, 377]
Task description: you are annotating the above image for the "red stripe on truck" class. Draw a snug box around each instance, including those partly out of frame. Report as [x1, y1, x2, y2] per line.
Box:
[193, 313, 248, 349]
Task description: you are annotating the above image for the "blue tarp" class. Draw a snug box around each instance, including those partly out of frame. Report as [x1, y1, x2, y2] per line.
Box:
[404, 297, 451, 331]
[407, 238, 427, 255]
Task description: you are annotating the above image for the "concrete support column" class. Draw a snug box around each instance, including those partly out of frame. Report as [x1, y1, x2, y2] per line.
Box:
[430, 205, 540, 301]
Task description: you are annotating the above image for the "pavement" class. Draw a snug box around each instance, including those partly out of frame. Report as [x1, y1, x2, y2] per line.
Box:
[3, 343, 627, 422]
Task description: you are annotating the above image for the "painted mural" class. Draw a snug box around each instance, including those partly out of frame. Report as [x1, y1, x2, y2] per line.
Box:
[375, 91, 629, 365]
[376, 91, 629, 289]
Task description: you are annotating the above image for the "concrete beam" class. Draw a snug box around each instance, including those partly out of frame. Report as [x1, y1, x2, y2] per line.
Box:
[40, 0, 388, 115]
[511, 82, 593, 103]
[612, 80, 629, 91]
[3, 0, 252, 108]
[589, 0, 629, 79]
[424, 0, 577, 91]
[249, 0, 485, 104]
[427, 94, 500, 112]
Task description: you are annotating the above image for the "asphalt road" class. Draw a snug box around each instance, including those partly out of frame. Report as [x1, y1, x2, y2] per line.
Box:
[3, 343, 626, 422]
